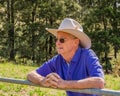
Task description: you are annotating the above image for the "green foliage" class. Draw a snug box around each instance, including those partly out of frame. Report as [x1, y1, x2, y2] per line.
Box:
[0, 0, 81, 64]
[83, 0, 120, 72]
[0, 0, 120, 72]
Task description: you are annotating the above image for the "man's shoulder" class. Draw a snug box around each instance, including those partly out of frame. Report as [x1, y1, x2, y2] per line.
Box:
[81, 48, 92, 53]
[49, 54, 63, 62]
[80, 48, 96, 57]
[52, 54, 62, 59]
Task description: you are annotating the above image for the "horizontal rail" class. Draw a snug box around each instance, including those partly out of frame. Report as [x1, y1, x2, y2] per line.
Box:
[0, 77, 120, 96]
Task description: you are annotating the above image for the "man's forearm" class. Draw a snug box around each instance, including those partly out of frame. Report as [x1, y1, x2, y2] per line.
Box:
[60, 77, 104, 89]
[27, 71, 45, 85]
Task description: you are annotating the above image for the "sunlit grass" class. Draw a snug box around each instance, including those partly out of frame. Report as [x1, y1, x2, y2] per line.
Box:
[105, 74, 120, 90]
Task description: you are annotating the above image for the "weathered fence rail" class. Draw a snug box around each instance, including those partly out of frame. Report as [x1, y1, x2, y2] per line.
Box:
[0, 77, 120, 96]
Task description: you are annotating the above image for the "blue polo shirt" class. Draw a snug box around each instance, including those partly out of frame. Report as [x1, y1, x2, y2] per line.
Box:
[36, 47, 104, 96]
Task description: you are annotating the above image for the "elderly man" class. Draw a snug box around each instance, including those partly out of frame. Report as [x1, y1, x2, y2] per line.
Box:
[27, 18, 105, 96]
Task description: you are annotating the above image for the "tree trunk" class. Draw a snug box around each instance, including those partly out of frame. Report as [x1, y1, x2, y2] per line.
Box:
[7, 0, 15, 61]
[102, 15, 109, 73]
[31, 3, 37, 62]
[113, 0, 118, 58]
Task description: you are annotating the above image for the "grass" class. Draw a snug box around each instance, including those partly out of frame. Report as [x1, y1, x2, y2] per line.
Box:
[0, 62, 120, 96]
[105, 75, 120, 90]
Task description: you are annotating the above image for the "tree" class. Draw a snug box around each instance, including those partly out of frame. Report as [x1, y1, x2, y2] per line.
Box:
[82, 0, 120, 73]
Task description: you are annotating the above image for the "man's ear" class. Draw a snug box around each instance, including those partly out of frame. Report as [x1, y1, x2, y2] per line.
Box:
[74, 39, 80, 46]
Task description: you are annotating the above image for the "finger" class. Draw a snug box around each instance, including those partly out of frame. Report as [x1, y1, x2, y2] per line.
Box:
[50, 84, 57, 88]
[46, 73, 53, 78]
[46, 75, 60, 82]
[41, 78, 51, 87]
[46, 77, 58, 85]
[47, 79, 58, 88]
[46, 73, 60, 79]
[46, 78, 59, 82]
[52, 73, 61, 79]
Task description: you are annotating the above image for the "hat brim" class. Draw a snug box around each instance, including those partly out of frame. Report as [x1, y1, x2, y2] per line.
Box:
[46, 28, 91, 49]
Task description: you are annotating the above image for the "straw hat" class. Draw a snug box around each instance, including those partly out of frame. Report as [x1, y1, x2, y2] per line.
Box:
[46, 18, 91, 49]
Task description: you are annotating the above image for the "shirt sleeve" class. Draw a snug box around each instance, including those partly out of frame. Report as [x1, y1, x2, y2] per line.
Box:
[86, 49, 104, 78]
[36, 57, 56, 77]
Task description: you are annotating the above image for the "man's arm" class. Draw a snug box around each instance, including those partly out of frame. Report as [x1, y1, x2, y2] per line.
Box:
[27, 71, 44, 84]
[58, 77, 105, 89]
[42, 73, 105, 89]
[27, 72, 105, 89]
[27, 71, 59, 88]
[27, 71, 48, 87]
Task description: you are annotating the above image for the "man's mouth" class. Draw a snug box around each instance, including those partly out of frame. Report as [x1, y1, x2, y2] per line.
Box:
[57, 47, 63, 50]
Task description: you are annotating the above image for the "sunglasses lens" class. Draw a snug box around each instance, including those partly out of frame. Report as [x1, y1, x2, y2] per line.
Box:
[59, 38, 64, 43]
[55, 38, 65, 43]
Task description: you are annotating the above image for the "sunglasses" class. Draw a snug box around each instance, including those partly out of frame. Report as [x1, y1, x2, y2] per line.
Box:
[55, 38, 66, 43]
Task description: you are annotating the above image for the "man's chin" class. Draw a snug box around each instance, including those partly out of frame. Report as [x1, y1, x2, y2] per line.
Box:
[57, 51, 64, 54]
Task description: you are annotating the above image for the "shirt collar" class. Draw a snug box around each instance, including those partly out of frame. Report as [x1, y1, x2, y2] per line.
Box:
[70, 47, 82, 63]
[59, 47, 82, 64]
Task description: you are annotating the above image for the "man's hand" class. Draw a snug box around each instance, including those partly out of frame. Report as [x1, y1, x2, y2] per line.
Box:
[45, 73, 60, 88]
[27, 71, 66, 88]
[41, 73, 66, 89]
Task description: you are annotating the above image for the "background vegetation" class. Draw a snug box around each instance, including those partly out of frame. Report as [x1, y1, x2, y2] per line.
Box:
[0, 1, 120, 95]
[0, 1, 120, 73]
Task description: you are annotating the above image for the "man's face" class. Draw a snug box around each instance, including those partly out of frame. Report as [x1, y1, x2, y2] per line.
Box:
[55, 31, 79, 55]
